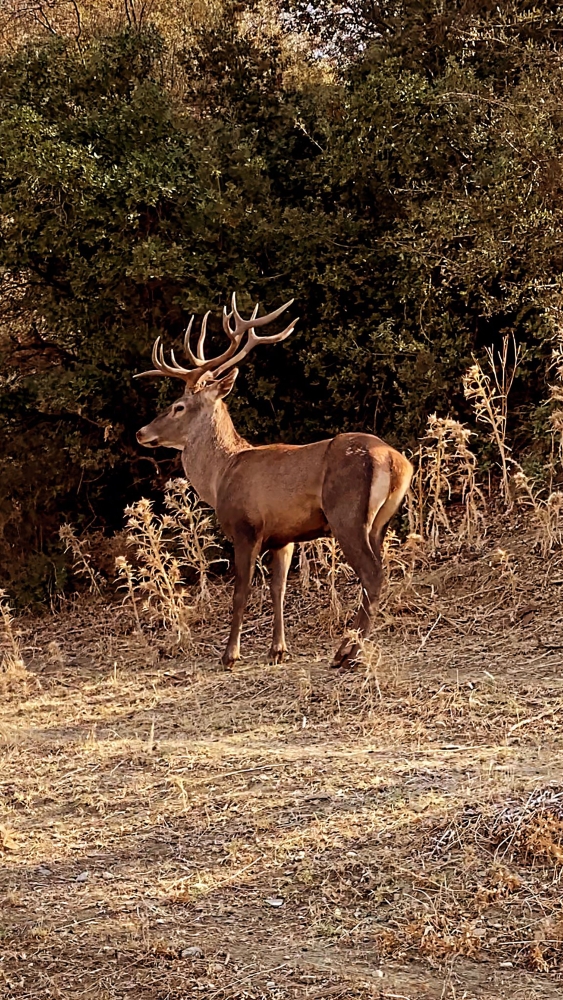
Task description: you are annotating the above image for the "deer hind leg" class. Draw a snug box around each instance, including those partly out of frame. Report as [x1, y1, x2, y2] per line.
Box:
[332, 479, 411, 667]
[323, 457, 390, 668]
[330, 527, 384, 667]
[268, 542, 294, 664]
[222, 528, 262, 668]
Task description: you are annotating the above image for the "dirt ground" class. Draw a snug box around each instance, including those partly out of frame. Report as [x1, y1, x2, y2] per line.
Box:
[2, 525, 563, 999]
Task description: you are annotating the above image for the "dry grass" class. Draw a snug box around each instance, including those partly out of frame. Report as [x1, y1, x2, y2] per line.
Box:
[547, 333, 563, 463]
[5, 353, 563, 997]
[508, 333, 563, 557]
[298, 539, 356, 630]
[2, 515, 563, 999]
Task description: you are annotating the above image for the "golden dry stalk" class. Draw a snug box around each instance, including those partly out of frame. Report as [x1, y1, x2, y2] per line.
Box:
[115, 479, 222, 647]
[409, 414, 486, 554]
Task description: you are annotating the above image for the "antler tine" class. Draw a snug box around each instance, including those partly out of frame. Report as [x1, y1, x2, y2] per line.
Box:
[157, 339, 192, 378]
[133, 335, 193, 381]
[222, 295, 252, 333]
[196, 311, 211, 362]
[183, 315, 206, 368]
[230, 294, 292, 333]
[250, 298, 294, 328]
[215, 313, 298, 377]
[169, 347, 190, 372]
[183, 312, 223, 369]
[152, 335, 163, 370]
[224, 292, 239, 337]
[192, 313, 249, 372]
[180, 297, 255, 375]
[231, 291, 240, 325]
[223, 304, 234, 337]
[223, 299, 259, 336]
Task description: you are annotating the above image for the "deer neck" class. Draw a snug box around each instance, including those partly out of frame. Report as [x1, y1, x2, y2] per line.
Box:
[181, 400, 249, 508]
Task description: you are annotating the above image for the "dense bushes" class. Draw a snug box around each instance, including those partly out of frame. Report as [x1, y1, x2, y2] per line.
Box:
[2, 2, 563, 600]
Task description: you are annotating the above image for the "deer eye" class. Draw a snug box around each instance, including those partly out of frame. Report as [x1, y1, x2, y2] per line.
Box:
[172, 402, 186, 416]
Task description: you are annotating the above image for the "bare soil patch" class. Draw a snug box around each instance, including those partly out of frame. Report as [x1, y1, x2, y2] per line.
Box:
[2, 525, 563, 998]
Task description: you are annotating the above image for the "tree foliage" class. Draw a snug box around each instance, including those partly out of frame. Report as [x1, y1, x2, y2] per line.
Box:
[2, 1, 563, 599]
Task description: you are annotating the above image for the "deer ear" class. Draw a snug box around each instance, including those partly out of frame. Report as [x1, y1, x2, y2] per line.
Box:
[209, 368, 239, 399]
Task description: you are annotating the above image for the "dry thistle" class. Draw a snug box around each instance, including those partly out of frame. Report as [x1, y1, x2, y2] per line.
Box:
[115, 555, 143, 634]
[46, 640, 65, 666]
[409, 415, 486, 553]
[117, 497, 190, 645]
[254, 553, 270, 614]
[513, 471, 563, 556]
[359, 635, 383, 705]
[380, 529, 427, 612]
[463, 335, 520, 505]
[60, 523, 103, 594]
[116, 481, 223, 646]
[0, 589, 26, 683]
[488, 546, 519, 597]
[163, 479, 224, 605]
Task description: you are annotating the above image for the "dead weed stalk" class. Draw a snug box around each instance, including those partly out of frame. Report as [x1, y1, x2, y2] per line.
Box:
[548, 334, 563, 466]
[59, 523, 103, 594]
[463, 334, 520, 505]
[513, 472, 563, 556]
[116, 480, 222, 647]
[0, 589, 26, 685]
[164, 478, 225, 604]
[299, 538, 356, 626]
[409, 415, 486, 553]
[380, 529, 431, 617]
[508, 333, 563, 555]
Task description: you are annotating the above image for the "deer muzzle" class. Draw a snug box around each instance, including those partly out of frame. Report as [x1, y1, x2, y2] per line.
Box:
[136, 425, 160, 447]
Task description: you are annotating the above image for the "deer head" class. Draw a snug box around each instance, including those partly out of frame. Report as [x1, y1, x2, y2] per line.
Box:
[135, 294, 297, 449]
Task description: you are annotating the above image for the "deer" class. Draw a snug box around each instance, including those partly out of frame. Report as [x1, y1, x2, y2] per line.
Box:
[135, 295, 413, 668]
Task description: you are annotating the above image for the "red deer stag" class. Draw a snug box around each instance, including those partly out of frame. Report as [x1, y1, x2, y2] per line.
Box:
[136, 295, 413, 667]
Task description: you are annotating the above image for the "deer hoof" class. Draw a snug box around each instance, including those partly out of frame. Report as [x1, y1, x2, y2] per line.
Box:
[332, 642, 360, 669]
[221, 650, 239, 669]
[337, 652, 360, 670]
[268, 647, 287, 664]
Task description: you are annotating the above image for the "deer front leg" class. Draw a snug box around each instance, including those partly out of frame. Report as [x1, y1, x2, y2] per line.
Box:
[268, 543, 294, 663]
[222, 531, 261, 668]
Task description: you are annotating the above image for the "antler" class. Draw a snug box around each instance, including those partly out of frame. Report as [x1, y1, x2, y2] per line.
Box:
[214, 295, 297, 376]
[135, 294, 297, 385]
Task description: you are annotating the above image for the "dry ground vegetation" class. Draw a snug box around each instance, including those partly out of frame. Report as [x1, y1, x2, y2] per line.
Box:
[3, 346, 563, 999]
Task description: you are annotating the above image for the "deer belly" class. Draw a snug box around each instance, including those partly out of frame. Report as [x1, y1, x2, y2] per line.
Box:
[263, 508, 330, 550]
